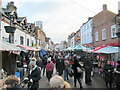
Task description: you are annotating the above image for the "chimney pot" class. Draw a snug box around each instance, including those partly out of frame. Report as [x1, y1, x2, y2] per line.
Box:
[103, 4, 107, 10]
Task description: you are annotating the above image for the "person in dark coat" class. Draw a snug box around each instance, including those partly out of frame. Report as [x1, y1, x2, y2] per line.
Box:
[84, 57, 92, 85]
[103, 61, 114, 88]
[41, 54, 48, 76]
[115, 60, 120, 89]
[36, 57, 42, 68]
[56, 55, 64, 76]
[28, 60, 41, 90]
[72, 56, 83, 88]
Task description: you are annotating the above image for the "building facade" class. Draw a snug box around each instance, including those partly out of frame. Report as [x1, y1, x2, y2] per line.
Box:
[93, 4, 120, 47]
[1, 1, 47, 49]
[80, 18, 93, 48]
[74, 30, 81, 45]
[45, 37, 54, 51]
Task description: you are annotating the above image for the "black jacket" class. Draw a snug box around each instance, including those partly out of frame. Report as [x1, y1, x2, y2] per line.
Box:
[28, 67, 41, 88]
[103, 64, 114, 82]
[72, 60, 83, 78]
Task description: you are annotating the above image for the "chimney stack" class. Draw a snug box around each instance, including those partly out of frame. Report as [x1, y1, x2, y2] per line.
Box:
[103, 4, 107, 10]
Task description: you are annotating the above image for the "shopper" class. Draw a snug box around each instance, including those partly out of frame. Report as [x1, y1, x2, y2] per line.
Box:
[103, 61, 114, 88]
[28, 60, 41, 90]
[50, 75, 71, 90]
[84, 57, 92, 85]
[72, 56, 83, 88]
[4, 75, 22, 89]
[56, 54, 64, 76]
[46, 57, 54, 84]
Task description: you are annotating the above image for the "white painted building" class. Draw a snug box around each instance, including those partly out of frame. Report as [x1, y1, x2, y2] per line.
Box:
[80, 19, 93, 45]
[70, 36, 75, 47]
[1, 17, 37, 48]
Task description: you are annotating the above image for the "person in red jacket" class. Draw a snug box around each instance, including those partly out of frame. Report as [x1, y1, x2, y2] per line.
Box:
[46, 57, 54, 84]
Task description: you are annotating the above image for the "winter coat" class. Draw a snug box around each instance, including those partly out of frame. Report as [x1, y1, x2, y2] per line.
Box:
[42, 57, 47, 68]
[28, 67, 41, 88]
[56, 58, 64, 75]
[72, 60, 83, 78]
[46, 61, 54, 71]
[103, 64, 114, 82]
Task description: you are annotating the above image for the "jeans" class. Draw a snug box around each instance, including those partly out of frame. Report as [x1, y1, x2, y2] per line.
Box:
[64, 70, 69, 81]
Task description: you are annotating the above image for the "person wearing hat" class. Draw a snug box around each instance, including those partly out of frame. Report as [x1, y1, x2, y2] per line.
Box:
[28, 60, 41, 89]
[46, 57, 54, 84]
[50, 75, 71, 89]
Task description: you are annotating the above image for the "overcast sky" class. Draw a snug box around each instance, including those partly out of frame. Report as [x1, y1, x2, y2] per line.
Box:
[2, 0, 120, 43]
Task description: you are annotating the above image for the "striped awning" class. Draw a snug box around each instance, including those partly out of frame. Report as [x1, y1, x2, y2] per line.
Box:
[0, 41, 21, 51]
[16, 45, 36, 51]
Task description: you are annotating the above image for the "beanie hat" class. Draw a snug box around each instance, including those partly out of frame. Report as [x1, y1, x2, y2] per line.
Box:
[50, 75, 64, 88]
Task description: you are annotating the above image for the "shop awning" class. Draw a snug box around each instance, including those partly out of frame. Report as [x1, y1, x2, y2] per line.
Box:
[0, 41, 21, 51]
[66, 45, 77, 51]
[91, 46, 107, 52]
[74, 44, 86, 51]
[16, 45, 36, 51]
[91, 46, 120, 54]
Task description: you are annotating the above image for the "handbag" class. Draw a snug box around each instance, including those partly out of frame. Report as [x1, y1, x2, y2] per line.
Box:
[77, 67, 83, 73]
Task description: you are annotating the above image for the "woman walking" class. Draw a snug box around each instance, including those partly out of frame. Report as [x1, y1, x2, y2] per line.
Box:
[72, 56, 83, 88]
[46, 57, 54, 84]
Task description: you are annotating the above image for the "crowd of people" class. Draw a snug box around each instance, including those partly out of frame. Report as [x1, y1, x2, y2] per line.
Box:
[0, 51, 120, 90]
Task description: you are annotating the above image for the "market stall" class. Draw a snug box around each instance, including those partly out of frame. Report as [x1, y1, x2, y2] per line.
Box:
[0, 41, 21, 76]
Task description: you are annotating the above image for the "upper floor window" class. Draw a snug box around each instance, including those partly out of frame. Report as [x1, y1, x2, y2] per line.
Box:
[102, 29, 106, 40]
[32, 40, 34, 47]
[27, 39, 29, 46]
[20, 36, 24, 45]
[95, 32, 98, 41]
[9, 33, 14, 43]
[111, 25, 117, 38]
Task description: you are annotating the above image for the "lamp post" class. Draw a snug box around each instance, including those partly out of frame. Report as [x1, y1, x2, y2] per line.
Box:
[4, 11, 16, 33]
[4, 11, 16, 44]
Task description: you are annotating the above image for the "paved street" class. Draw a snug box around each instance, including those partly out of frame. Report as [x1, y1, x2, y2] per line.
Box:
[39, 69, 106, 88]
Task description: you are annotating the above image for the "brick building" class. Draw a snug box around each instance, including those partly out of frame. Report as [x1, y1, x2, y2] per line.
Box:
[93, 4, 120, 47]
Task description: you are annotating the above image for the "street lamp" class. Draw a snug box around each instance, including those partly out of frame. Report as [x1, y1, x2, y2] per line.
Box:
[4, 11, 16, 33]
